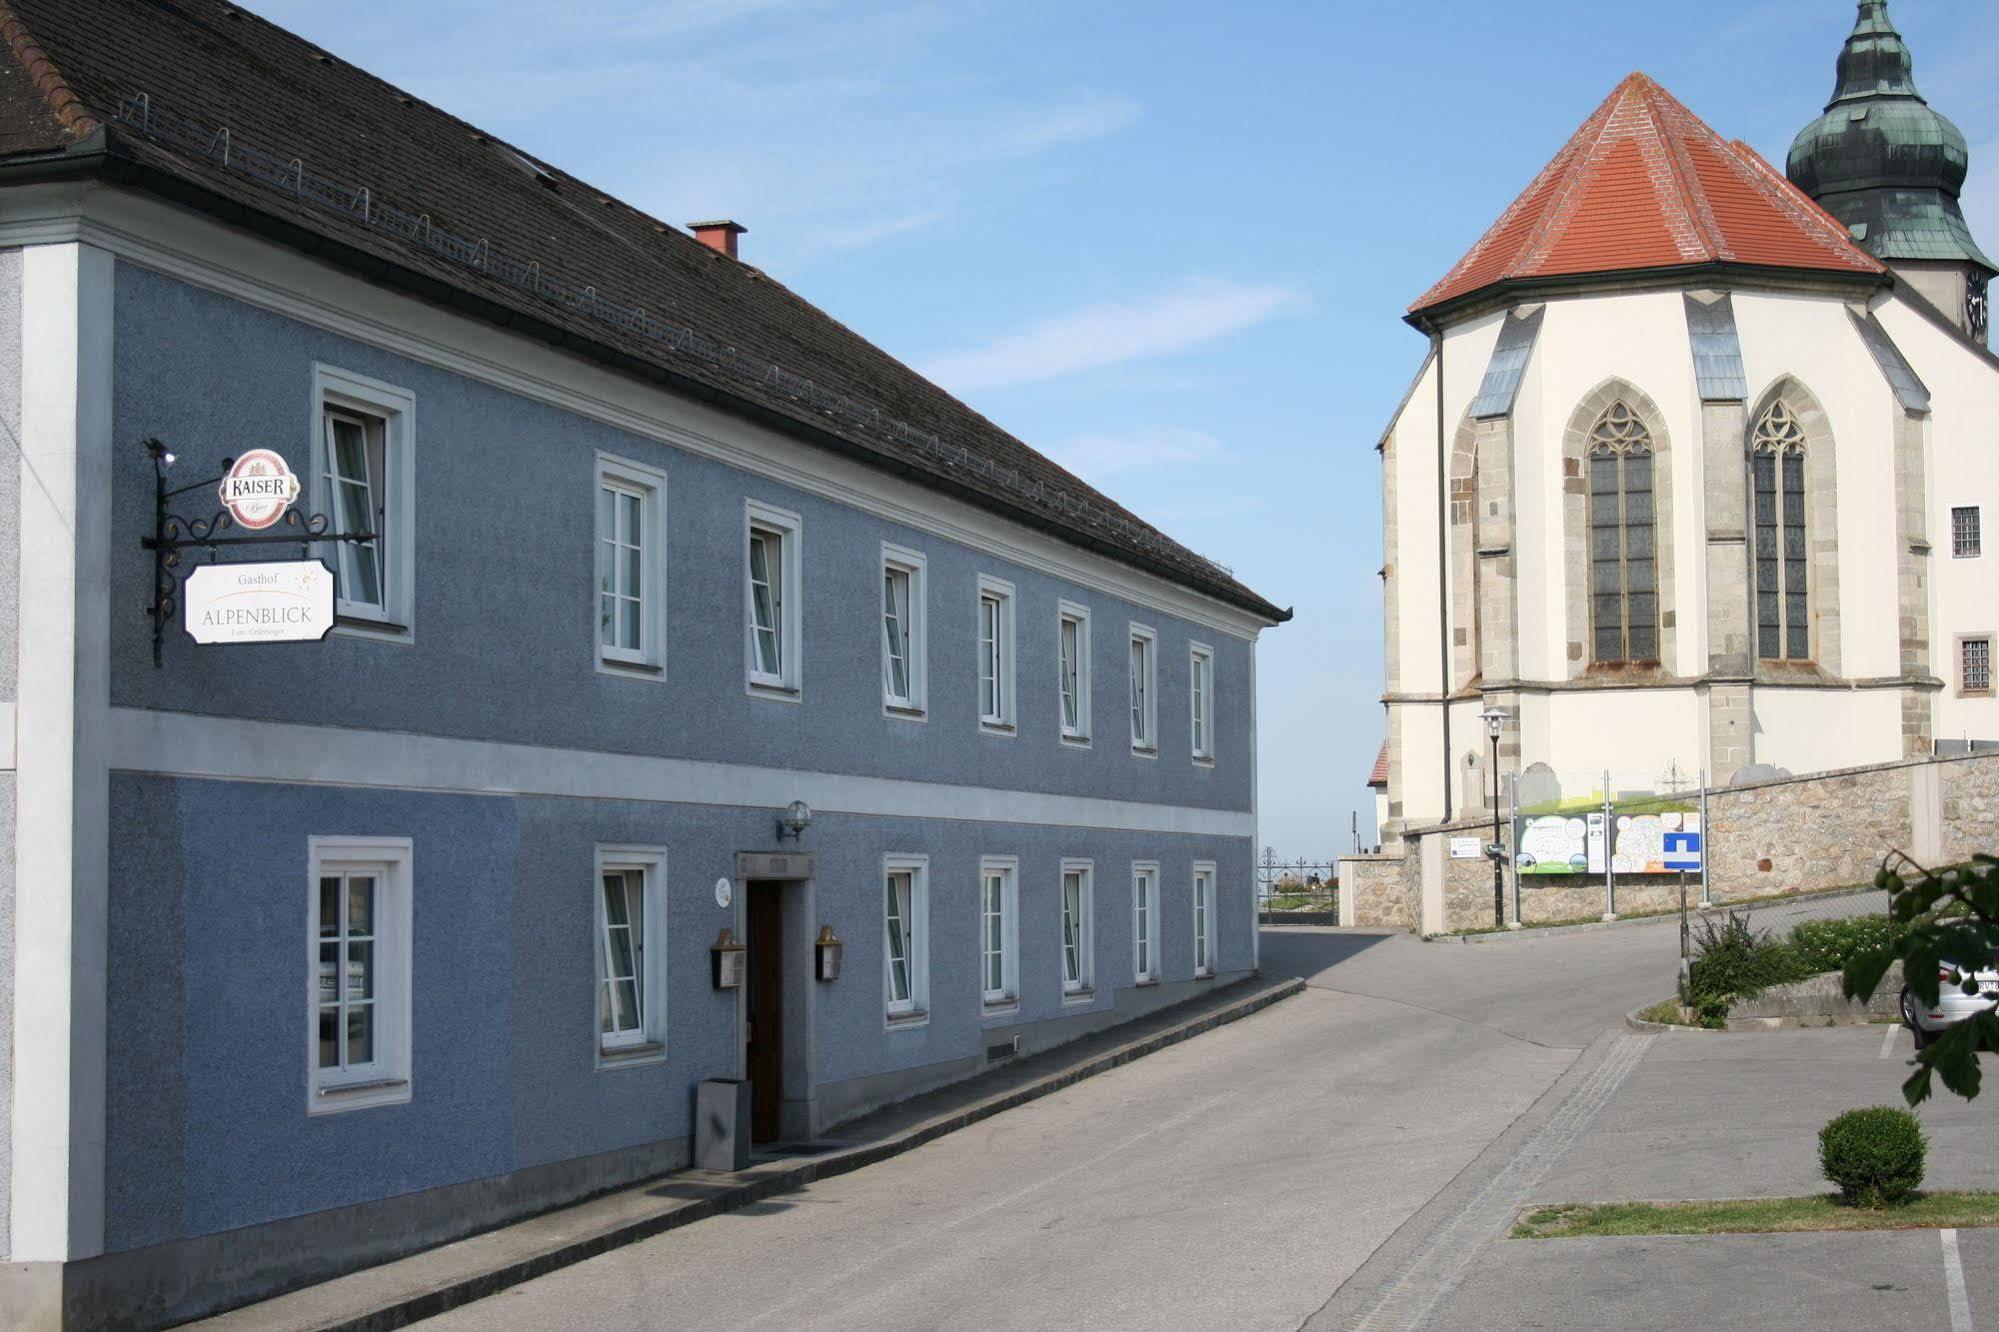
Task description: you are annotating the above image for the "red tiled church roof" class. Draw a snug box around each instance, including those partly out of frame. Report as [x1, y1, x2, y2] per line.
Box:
[1411, 73, 1884, 314]
[1367, 741, 1388, 788]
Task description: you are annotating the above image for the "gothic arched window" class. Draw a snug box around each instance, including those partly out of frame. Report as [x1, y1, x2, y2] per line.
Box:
[1588, 402, 1658, 663]
[1751, 401, 1809, 661]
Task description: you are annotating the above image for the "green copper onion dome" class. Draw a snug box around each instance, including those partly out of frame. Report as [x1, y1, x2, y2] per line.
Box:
[1787, 0, 1994, 273]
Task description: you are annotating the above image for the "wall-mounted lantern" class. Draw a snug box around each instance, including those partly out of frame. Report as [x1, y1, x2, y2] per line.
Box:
[814, 926, 843, 981]
[711, 928, 746, 989]
[776, 800, 813, 842]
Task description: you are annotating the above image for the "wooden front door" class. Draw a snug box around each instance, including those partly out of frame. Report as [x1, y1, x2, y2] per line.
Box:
[746, 882, 784, 1143]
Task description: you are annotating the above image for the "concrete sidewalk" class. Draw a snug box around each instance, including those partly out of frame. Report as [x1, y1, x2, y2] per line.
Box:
[190, 974, 1302, 1332]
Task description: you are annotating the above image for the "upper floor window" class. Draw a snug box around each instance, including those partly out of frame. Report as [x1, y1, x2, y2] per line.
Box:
[1953, 506, 1983, 559]
[882, 545, 927, 716]
[1587, 401, 1658, 664]
[746, 501, 803, 696]
[977, 575, 1016, 733]
[309, 836, 413, 1115]
[1059, 601, 1091, 744]
[596, 455, 667, 676]
[312, 365, 415, 635]
[1129, 625, 1158, 754]
[595, 846, 667, 1064]
[1190, 642, 1215, 761]
[1751, 402, 1809, 662]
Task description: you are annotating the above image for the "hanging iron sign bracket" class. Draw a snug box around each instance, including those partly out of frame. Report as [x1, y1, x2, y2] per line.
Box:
[139, 437, 375, 668]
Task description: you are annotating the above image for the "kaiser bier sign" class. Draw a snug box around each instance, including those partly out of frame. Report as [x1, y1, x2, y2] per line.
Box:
[184, 559, 335, 645]
[218, 449, 301, 530]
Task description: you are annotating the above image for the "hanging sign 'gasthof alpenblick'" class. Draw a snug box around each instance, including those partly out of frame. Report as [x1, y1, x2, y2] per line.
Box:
[216, 448, 301, 530]
[183, 559, 335, 645]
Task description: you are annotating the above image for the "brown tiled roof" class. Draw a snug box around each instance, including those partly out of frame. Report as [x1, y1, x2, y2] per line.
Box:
[1412, 72, 1884, 315]
[0, 0, 1285, 623]
[1366, 741, 1388, 788]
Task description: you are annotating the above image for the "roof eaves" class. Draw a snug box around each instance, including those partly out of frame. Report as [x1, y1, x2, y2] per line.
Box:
[1404, 260, 1887, 331]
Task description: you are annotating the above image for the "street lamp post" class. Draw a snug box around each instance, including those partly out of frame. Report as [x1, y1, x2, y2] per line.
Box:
[1480, 705, 1508, 929]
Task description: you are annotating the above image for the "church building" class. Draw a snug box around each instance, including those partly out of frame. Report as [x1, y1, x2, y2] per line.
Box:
[1371, 0, 1998, 849]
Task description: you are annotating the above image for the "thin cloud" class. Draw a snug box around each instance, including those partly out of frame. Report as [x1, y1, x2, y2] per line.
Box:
[922, 278, 1308, 392]
[1047, 427, 1222, 484]
[990, 97, 1141, 158]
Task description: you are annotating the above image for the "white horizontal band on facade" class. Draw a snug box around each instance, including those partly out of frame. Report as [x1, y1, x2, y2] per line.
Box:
[103, 707, 1257, 838]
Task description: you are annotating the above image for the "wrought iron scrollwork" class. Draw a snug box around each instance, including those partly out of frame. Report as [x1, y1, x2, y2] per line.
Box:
[140, 437, 374, 667]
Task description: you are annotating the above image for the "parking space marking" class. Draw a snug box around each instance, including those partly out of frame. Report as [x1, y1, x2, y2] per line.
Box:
[1880, 1024, 1901, 1059]
[1943, 1229, 1974, 1332]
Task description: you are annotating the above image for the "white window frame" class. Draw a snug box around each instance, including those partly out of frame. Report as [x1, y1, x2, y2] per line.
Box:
[310, 364, 416, 640]
[1132, 860, 1161, 984]
[979, 855, 1020, 1012]
[1058, 600, 1092, 746]
[1060, 857, 1095, 1000]
[595, 454, 668, 679]
[594, 845, 668, 1067]
[1190, 641, 1216, 763]
[977, 574, 1017, 735]
[1129, 624, 1158, 756]
[306, 835, 413, 1116]
[745, 499, 803, 699]
[883, 854, 930, 1027]
[1192, 860, 1217, 978]
[1953, 506, 1983, 560]
[881, 543, 928, 718]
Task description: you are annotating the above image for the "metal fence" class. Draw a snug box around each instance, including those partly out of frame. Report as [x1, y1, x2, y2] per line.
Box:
[1257, 849, 1339, 918]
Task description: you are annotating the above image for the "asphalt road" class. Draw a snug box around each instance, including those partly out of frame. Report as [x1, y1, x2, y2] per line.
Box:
[424, 910, 1996, 1331]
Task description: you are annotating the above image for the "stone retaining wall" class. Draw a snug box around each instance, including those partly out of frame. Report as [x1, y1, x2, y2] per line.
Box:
[1350, 751, 1999, 935]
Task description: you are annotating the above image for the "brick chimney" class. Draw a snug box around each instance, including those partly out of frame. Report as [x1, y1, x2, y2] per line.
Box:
[688, 220, 746, 260]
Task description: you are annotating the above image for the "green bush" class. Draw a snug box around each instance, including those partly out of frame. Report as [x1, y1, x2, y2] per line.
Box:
[1790, 916, 1896, 976]
[1688, 911, 1802, 1010]
[1819, 1106, 1926, 1208]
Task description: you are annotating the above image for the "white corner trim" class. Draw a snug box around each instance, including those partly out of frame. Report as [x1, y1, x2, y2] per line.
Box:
[0, 700, 16, 770]
[12, 241, 114, 1261]
[29, 186, 1273, 641]
[104, 707, 1258, 838]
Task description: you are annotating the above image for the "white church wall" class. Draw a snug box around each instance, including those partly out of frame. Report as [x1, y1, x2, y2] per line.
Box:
[1874, 295, 1999, 745]
[1734, 290, 1904, 683]
[1752, 685, 1901, 776]
[1536, 686, 1701, 792]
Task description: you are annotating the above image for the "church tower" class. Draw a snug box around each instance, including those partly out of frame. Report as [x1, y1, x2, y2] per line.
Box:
[1788, 0, 1994, 343]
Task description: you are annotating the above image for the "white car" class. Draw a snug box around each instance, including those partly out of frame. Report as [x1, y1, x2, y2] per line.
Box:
[1901, 959, 1999, 1049]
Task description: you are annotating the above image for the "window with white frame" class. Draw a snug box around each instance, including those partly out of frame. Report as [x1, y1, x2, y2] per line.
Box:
[1132, 861, 1161, 983]
[746, 501, 802, 695]
[979, 856, 1020, 1009]
[884, 855, 930, 1022]
[1190, 642, 1215, 762]
[308, 836, 412, 1114]
[1059, 601, 1091, 743]
[595, 846, 667, 1061]
[1964, 637, 1993, 697]
[1192, 862, 1217, 977]
[1060, 858, 1094, 996]
[1953, 507, 1983, 559]
[1129, 625, 1158, 753]
[977, 575, 1017, 732]
[882, 545, 927, 715]
[312, 365, 415, 632]
[596, 455, 667, 674]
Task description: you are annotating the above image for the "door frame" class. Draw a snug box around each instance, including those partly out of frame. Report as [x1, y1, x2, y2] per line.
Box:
[734, 854, 817, 1141]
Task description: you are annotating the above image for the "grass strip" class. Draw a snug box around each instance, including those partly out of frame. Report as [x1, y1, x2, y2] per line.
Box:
[1513, 1192, 1999, 1239]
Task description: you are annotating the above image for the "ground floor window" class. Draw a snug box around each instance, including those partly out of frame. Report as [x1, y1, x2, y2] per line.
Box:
[596, 846, 667, 1063]
[1193, 862, 1216, 977]
[980, 856, 1019, 1009]
[1132, 861, 1161, 983]
[885, 855, 930, 1022]
[308, 836, 412, 1115]
[1061, 859, 1094, 996]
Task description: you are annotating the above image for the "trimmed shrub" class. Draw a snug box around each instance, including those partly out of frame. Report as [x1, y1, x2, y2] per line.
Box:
[1819, 1106, 1926, 1207]
[1789, 915, 1896, 976]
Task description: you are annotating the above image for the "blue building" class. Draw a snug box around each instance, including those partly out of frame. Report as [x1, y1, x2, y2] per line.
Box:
[0, 2, 1286, 1325]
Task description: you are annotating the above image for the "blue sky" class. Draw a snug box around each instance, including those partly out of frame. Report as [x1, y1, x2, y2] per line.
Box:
[257, 0, 1999, 856]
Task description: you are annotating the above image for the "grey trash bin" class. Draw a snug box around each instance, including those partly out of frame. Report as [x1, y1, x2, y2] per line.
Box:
[694, 1078, 752, 1172]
